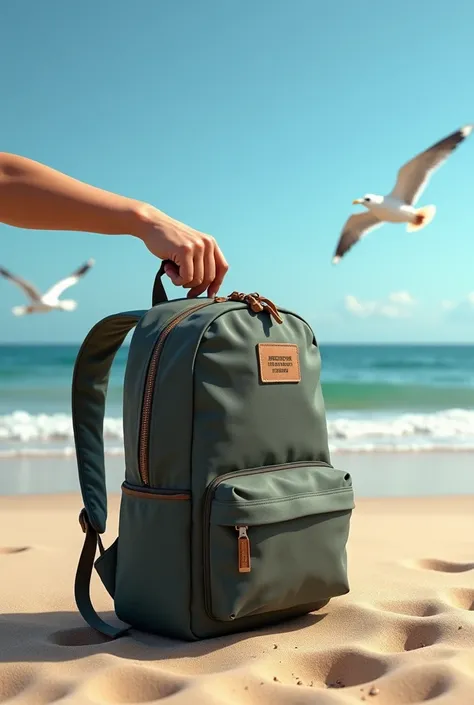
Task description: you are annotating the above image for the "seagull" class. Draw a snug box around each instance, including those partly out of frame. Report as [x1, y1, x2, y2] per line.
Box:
[0, 258, 95, 316]
[332, 124, 473, 264]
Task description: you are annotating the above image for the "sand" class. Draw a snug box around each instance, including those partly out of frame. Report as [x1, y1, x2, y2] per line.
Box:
[1, 468, 473, 703]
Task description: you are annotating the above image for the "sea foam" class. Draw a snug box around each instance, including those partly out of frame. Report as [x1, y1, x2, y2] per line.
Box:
[1, 408, 474, 457]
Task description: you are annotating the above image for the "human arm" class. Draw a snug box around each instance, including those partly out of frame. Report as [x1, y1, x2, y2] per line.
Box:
[0, 152, 228, 297]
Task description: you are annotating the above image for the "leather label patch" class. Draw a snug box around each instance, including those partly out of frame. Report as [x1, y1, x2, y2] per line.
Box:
[257, 343, 301, 383]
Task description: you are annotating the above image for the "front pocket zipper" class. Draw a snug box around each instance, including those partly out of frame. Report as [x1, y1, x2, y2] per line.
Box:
[236, 525, 251, 573]
[138, 301, 213, 485]
[202, 461, 354, 622]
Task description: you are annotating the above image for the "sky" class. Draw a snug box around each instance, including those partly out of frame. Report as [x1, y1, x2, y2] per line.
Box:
[2, 0, 474, 344]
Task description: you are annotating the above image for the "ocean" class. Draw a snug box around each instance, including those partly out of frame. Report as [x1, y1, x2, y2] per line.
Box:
[1, 343, 474, 459]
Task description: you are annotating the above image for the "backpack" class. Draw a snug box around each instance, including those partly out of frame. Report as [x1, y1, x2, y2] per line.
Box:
[72, 261, 355, 641]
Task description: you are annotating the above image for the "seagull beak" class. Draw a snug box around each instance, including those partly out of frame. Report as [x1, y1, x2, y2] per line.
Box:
[352, 198, 363, 205]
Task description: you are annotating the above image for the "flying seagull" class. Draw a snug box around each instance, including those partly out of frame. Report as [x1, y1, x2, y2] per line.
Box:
[0, 258, 95, 316]
[332, 124, 473, 264]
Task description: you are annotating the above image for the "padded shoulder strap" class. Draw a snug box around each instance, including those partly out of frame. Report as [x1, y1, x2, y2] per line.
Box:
[72, 310, 145, 533]
[71, 310, 145, 639]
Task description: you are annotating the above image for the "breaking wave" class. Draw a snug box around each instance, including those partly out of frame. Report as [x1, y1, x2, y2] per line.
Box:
[1, 408, 474, 457]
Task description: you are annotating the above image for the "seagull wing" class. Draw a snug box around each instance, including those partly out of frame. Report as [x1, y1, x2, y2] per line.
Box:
[332, 212, 384, 263]
[0, 267, 42, 302]
[389, 124, 473, 205]
[42, 258, 95, 303]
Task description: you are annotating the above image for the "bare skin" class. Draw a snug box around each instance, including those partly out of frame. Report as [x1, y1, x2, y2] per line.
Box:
[0, 152, 229, 298]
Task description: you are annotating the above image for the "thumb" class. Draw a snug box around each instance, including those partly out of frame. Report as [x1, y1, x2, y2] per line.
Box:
[163, 261, 181, 285]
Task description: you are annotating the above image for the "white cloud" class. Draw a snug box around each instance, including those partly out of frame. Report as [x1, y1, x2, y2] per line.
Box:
[440, 293, 474, 314]
[344, 291, 416, 319]
[439, 292, 474, 322]
[344, 295, 376, 317]
[388, 291, 415, 306]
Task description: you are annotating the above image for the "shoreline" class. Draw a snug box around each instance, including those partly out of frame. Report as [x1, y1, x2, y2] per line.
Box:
[1, 450, 473, 498]
[3, 445, 474, 459]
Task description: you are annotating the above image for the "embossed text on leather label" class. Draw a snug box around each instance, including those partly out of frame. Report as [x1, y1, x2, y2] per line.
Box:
[257, 343, 301, 383]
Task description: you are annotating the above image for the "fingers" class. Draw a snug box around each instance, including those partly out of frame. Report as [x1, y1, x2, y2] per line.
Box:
[162, 232, 229, 298]
[166, 246, 194, 287]
[187, 240, 205, 295]
[187, 237, 217, 298]
[208, 245, 229, 298]
[163, 261, 180, 284]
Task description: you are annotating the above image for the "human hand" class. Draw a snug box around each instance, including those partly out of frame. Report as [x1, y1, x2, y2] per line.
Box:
[135, 204, 229, 298]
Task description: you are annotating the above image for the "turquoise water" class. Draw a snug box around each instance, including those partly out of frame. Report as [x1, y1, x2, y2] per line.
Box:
[1, 343, 474, 456]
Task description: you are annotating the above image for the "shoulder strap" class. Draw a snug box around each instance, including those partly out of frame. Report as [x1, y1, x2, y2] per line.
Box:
[72, 309, 146, 638]
[72, 311, 145, 533]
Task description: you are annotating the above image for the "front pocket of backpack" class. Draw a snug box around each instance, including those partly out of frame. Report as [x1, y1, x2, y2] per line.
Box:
[203, 462, 354, 622]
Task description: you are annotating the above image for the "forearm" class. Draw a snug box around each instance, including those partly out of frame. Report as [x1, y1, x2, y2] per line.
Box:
[0, 152, 147, 236]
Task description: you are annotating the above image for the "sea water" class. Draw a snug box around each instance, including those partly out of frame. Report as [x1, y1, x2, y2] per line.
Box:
[1, 343, 474, 458]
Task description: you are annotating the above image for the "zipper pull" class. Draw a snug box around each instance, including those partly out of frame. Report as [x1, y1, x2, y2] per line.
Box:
[246, 293, 264, 313]
[252, 294, 283, 324]
[235, 525, 251, 573]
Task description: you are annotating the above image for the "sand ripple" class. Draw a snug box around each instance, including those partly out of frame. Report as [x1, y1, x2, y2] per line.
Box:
[0, 493, 473, 704]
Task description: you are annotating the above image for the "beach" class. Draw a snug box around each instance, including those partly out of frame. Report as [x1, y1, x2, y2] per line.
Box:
[1, 344, 474, 703]
[1, 454, 473, 704]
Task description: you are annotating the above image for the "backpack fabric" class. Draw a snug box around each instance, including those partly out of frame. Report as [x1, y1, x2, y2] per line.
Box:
[72, 262, 355, 641]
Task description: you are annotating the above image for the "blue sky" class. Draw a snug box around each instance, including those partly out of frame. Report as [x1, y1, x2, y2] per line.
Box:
[2, 0, 474, 344]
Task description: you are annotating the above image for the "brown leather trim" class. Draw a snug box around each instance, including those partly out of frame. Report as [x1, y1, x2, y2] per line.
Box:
[257, 343, 301, 383]
[122, 485, 190, 500]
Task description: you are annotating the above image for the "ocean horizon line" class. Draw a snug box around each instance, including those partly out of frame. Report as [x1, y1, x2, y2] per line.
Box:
[2, 341, 474, 348]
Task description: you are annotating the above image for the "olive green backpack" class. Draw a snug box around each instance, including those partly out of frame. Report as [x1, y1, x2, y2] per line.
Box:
[72, 262, 354, 641]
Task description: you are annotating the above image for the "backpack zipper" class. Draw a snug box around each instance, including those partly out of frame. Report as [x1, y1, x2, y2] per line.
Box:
[236, 525, 251, 572]
[137, 291, 284, 485]
[138, 301, 214, 485]
[216, 292, 283, 324]
[202, 459, 333, 619]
